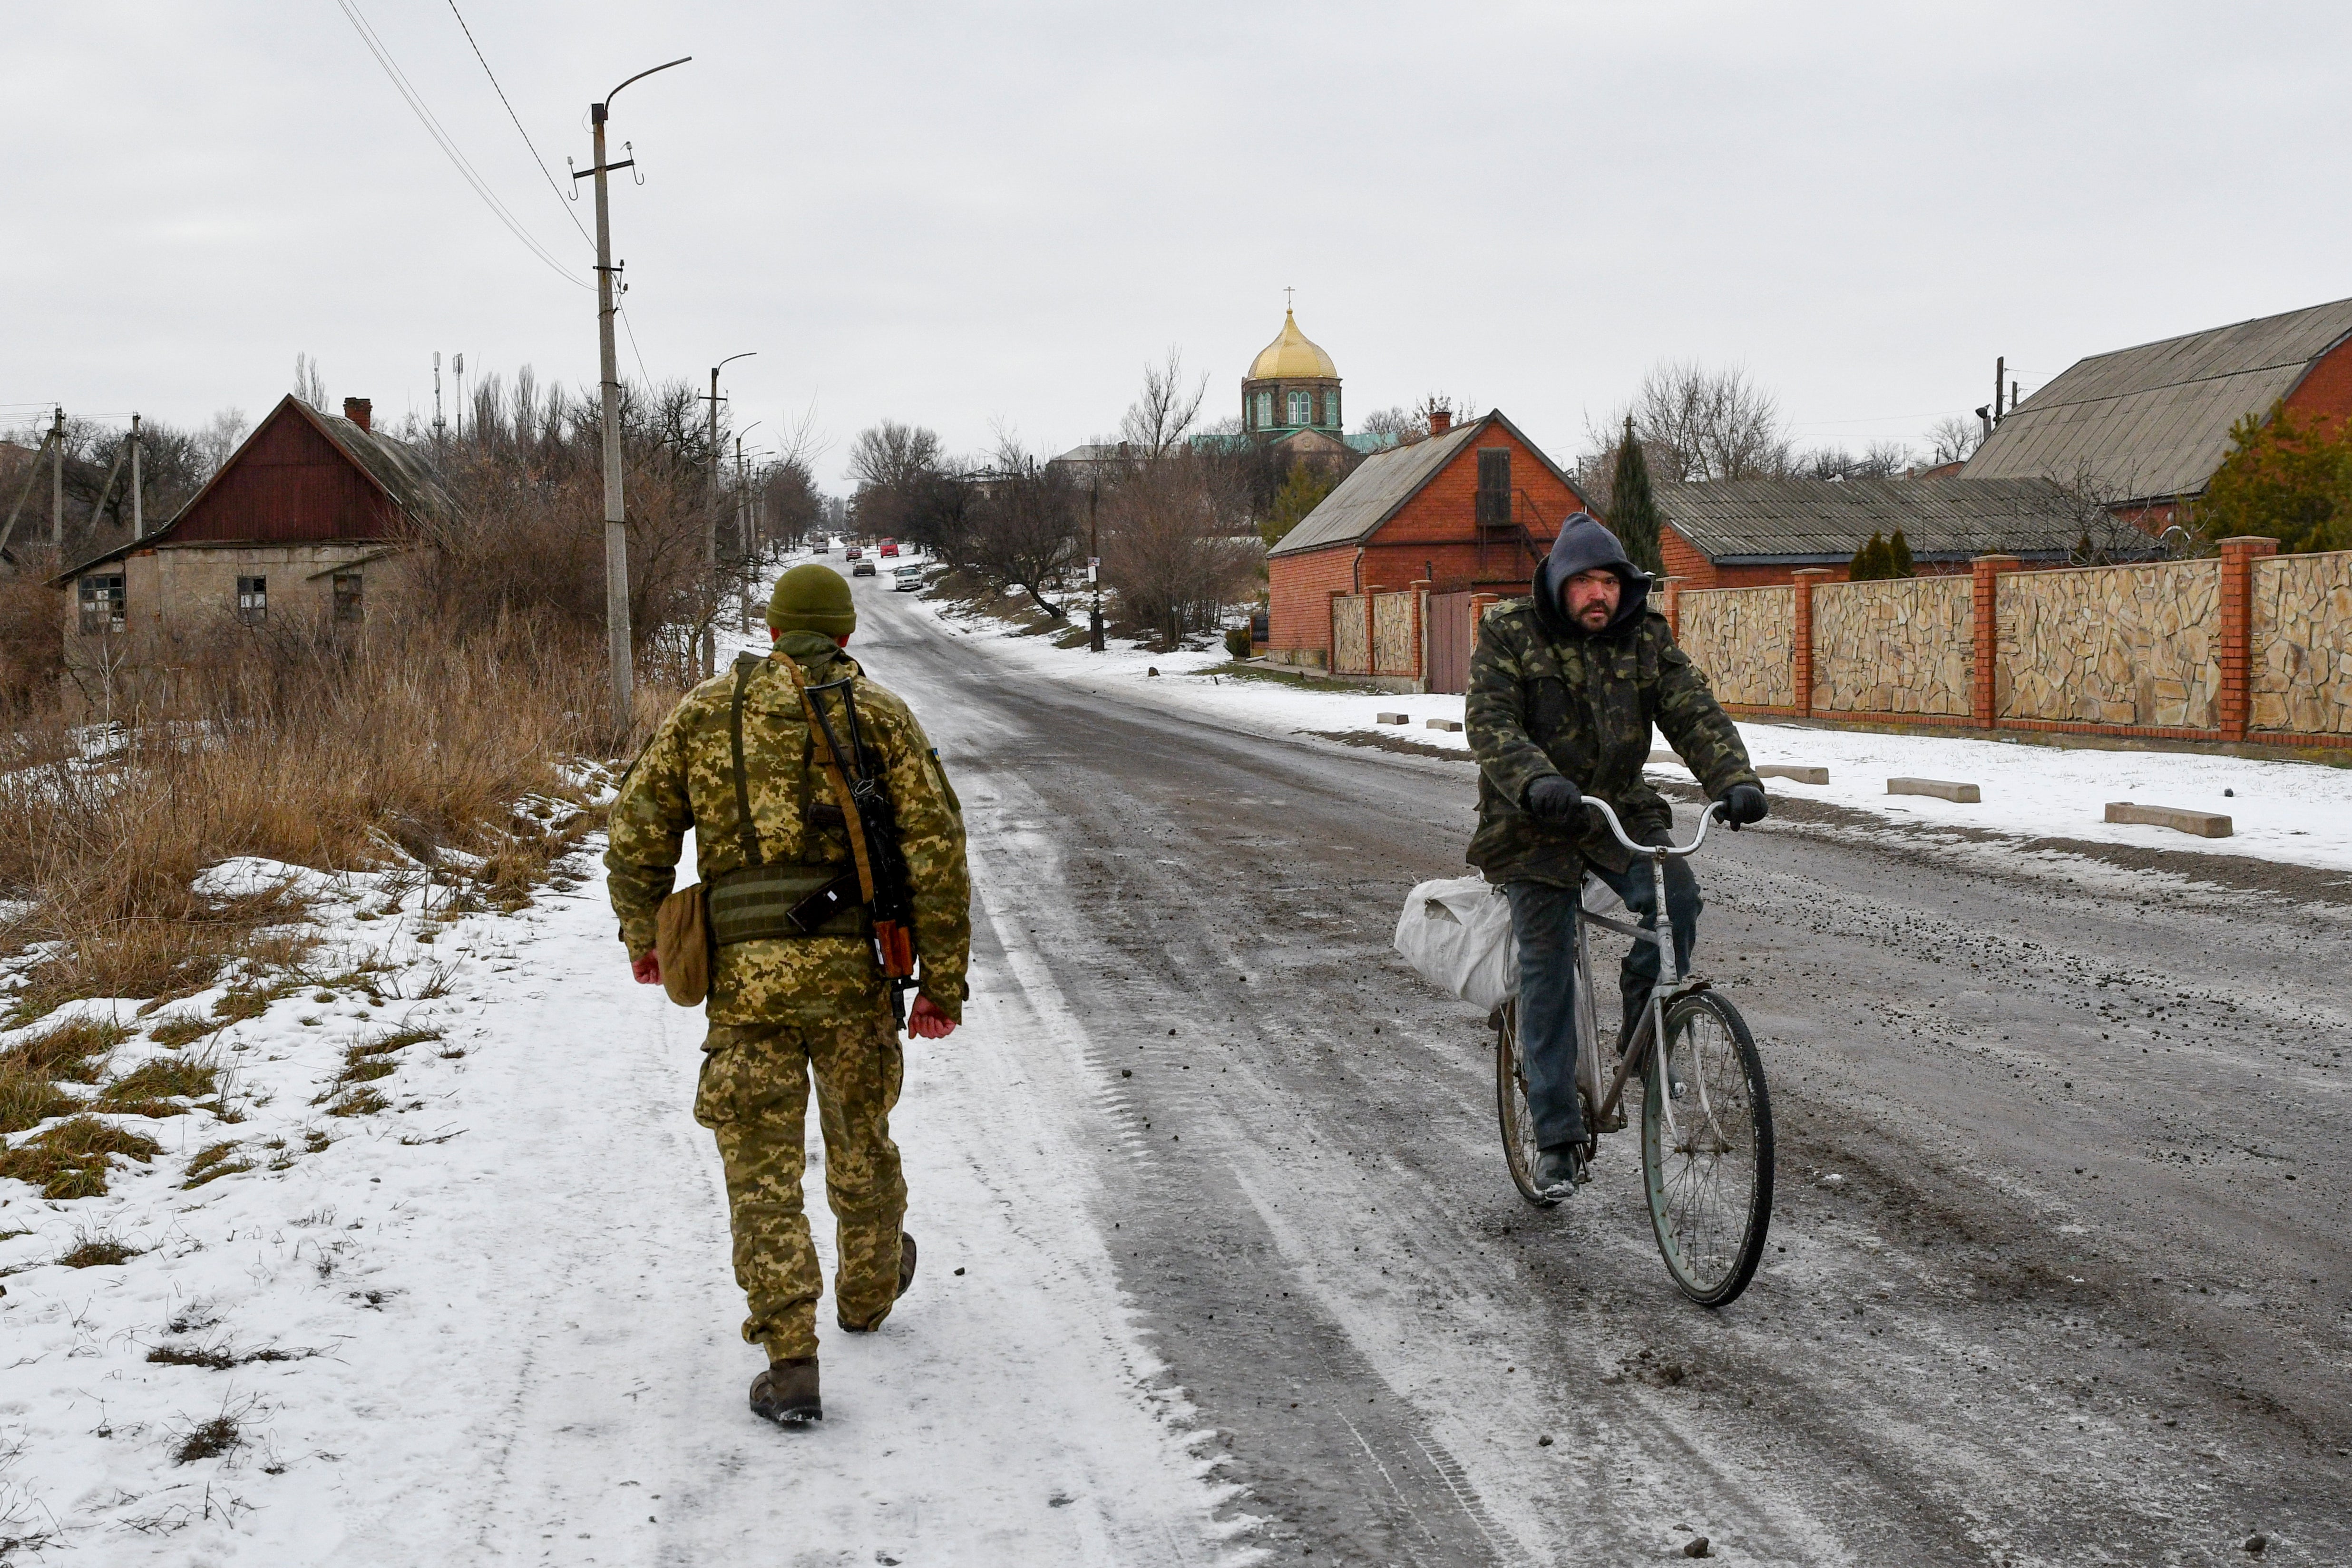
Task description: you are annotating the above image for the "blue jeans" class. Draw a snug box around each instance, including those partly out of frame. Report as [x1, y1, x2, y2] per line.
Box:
[1506, 858, 1702, 1150]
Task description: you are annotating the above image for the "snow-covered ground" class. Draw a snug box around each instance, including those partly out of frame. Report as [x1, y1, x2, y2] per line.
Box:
[916, 582, 2352, 873]
[0, 627, 1249, 1562]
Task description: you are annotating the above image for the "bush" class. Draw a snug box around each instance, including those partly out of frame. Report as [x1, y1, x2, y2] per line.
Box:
[1224, 626, 1254, 660]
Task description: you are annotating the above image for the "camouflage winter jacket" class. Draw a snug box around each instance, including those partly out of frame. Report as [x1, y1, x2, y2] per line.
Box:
[605, 632, 971, 1028]
[1465, 590, 1757, 886]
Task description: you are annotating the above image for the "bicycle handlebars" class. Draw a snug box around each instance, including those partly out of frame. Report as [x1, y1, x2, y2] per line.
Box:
[1583, 795, 1725, 859]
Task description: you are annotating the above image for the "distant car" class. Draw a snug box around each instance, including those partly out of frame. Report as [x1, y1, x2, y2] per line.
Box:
[892, 564, 923, 592]
[845, 545, 862, 560]
[852, 558, 877, 577]
[880, 542, 899, 558]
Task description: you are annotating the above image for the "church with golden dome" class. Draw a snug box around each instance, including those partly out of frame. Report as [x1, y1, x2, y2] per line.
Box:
[1243, 307, 1344, 439]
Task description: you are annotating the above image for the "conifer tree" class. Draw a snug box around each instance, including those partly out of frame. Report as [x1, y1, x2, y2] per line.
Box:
[1847, 531, 1891, 580]
[1608, 416, 1667, 576]
[1887, 527, 1915, 578]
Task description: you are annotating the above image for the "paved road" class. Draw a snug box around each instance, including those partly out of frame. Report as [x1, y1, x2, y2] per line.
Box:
[853, 575, 2352, 1567]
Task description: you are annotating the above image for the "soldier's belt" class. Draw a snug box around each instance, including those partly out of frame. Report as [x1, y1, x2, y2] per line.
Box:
[705, 864, 869, 946]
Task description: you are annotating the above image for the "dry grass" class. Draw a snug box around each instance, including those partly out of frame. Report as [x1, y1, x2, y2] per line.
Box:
[0, 1115, 161, 1198]
[96, 1055, 220, 1114]
[181, 1139, 253, 1189]
[320, 1087, 388, 1119]
[146, 1010, 216, 1048]
[0, 615, 605, 1038]
[58, 1225, 143, 1268]
[0, 1016, 132, 1133]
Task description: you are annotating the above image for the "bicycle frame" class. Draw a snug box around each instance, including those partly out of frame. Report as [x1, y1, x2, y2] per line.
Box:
[1580, 798, 1721, 1132]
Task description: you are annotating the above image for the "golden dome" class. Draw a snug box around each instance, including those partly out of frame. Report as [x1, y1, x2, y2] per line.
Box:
[1248, 310, 1338, 381]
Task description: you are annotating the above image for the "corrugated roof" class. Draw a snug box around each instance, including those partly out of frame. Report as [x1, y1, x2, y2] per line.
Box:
[1267, 411, 1571, 558]
[1656, 476, 2108, 563]
[311, 405, 454, 522]
[1961, 296, 2352, 502]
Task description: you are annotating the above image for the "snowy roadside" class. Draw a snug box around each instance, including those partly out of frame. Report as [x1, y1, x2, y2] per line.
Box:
[0, 791, 1247, 1552]
[907, 577, 2352, 875]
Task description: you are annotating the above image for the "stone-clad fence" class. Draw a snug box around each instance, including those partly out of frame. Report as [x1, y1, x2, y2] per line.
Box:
[1661, 538, 2352, 750]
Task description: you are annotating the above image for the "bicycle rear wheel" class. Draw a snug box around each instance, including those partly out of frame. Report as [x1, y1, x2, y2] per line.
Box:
[1640, 990, 1773, 1306]
[1493, 999, 1557, 1207]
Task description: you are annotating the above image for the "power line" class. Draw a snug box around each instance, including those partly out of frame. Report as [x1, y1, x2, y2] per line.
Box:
[441, 0, 594, 250]
[617, 304, 654, 387]
[330, 0, 588, 288]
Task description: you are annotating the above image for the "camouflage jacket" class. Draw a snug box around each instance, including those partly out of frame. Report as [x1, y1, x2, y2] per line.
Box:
[1465, 596, 1757, 884]
[605, 632, 971, 1028]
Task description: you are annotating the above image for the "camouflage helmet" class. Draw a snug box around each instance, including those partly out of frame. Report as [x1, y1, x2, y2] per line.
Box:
[767, 564, 856, 637]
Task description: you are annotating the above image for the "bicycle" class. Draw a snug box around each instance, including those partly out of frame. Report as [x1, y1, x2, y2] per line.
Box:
[1493, 798, 1775, 1307]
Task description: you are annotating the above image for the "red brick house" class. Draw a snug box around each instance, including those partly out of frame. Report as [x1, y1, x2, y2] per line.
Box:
[1264, 409, 1585, 667]
[1962, 294, 2352, 529]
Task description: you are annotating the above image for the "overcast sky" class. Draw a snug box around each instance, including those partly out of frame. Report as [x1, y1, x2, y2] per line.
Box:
[8, 2, 2350, 489]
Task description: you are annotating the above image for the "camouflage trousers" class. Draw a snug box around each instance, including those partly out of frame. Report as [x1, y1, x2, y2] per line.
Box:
[694, 1014, 907, 1361]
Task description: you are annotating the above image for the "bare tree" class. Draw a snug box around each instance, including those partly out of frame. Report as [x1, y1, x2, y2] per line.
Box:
[1924, 414, 1985, 467]
[1597, 361, 1790, 483]
[960, 436, 1083, 617]
[1100, 448, 1261, 650]
[1794, 441, 1916, 480]
[293, 352, 329, 412]
[1119, 349, 1208, 460]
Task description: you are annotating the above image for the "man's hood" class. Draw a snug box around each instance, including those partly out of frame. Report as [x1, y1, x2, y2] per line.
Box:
[1532, 512, 1652, 639]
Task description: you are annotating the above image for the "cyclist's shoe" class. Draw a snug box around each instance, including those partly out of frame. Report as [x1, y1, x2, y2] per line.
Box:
[1534, 1143, 1587, 1198]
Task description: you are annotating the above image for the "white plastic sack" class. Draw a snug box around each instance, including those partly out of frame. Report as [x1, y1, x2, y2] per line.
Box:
[1393, 874, 1518, 1012]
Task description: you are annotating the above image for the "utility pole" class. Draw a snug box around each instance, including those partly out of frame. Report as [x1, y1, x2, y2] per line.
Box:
[433, 352, 445, 443]
[575, 55, 690, 737]
[736, 435, 751, 632]
[702, 351, 752, 677]
[1087, 483, 1103, 652]
[1994, 356, 2006, 426]
[50, 407, 65, 547]
[129, 414, 144, 539]
[453, 352, 466, 440]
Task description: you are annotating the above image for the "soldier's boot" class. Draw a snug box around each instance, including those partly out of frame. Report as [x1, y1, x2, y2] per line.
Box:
[750, 1356, 821, 1427]
[838, 1233, 917, 1334]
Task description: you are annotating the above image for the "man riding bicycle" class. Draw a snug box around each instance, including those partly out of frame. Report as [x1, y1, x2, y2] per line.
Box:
[1465, 514, 1766, 1199]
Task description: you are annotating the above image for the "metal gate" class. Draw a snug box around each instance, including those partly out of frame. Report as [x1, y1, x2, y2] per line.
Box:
[1425, 591, 1473, 694]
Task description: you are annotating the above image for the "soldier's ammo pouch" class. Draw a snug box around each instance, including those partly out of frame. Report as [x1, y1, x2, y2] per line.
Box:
[706, 653, 870, 949]
[705, 863, 867, 945]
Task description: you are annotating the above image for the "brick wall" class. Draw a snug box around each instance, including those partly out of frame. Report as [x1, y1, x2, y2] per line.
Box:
[1267, 545, 1357, 662]
[1663, 537, 2351, 751]
[2284, 335, 2352, 421]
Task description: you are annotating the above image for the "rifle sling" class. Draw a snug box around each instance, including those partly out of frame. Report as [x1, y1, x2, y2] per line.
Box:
[780, 656, 879, 908]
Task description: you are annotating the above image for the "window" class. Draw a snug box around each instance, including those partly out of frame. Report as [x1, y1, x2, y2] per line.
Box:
[1287, 390, 1313, 427]
[78, 575, 125, 636]
[1253, 390, 1274, 429]
[235, 575, 267, 625]
[1476, 448, 1512, 527]
[332, 572, 365, 624]
[1324, 390, 1341, 428]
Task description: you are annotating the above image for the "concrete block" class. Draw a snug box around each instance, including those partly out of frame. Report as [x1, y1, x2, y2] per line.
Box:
[1887, 777, 1980, 803]
[1376, 712, 1410, 725]
[1425, 719, 1464, 733]
[2105, 801, 2233, 838]
[1756, 765, 1829, 784]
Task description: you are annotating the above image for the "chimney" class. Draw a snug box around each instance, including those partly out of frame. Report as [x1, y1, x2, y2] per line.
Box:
[343, 397, 372, 431]
[1427, 405, 1453, 436]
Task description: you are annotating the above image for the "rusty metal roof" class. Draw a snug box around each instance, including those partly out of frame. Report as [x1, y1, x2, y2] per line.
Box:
[1960, 296, 2352, 502]
[1655, 476, 2106, 564]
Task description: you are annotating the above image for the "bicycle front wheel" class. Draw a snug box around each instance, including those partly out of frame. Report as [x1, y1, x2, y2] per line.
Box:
[1641, 990, 1774, 1306]
[1493, 999, 1558, 1208]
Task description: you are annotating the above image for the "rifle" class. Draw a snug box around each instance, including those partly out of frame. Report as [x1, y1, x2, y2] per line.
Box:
[796, 672, 919, 1026]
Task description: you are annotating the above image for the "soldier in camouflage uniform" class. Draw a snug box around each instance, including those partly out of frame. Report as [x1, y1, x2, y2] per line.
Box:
[1465, 514, 1765, 1198]
[605, 563, 970, 1427]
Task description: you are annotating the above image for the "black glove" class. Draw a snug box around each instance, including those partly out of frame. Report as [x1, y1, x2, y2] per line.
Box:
[1717, 783, 1768, 828]
[1526, 775, 1584, 824]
